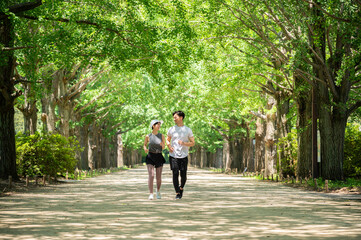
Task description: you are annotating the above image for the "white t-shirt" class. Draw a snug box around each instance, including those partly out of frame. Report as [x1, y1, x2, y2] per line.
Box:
[167, 125, 194, 158]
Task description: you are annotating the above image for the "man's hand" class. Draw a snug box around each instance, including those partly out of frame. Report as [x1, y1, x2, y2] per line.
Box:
[178, 138, 195, 147]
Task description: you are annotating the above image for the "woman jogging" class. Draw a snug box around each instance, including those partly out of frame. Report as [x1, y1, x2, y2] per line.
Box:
[143, 120, 166, 200]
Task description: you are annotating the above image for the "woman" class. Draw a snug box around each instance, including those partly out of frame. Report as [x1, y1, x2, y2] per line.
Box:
[143, 120, 166, 200]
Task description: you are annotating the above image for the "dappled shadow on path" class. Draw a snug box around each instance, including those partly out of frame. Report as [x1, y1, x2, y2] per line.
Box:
[1, 166, 361, 239]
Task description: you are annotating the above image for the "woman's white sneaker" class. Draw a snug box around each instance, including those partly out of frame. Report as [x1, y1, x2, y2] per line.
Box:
[148, 194, 154, 200]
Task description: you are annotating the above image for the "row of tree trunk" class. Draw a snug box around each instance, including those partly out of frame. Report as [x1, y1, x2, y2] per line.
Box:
[189, 131, 260, 174]
[15, 65, 147, 170]
[75, 126, 142, 170]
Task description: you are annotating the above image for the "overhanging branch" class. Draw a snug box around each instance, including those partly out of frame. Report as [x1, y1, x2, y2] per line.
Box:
[1, 0, 42, 16]
[347, 100, 361, 118]
[1, 46, 34, 51]
[20, 15, 151, 52]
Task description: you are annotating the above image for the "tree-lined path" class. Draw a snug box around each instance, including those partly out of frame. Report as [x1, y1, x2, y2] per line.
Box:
[1, 166, 361, 240]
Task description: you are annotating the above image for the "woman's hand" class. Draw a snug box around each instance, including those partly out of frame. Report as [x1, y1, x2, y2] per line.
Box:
[168, 146, 174, 153]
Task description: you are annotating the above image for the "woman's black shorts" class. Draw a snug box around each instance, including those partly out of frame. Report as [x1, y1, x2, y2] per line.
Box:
[146, 152, 165, 168]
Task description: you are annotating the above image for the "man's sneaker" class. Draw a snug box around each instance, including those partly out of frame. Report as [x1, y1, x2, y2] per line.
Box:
[148, 194, 154, 200]
[179, 187, 183, 198]
[175, 193, 181, 200]
[156, 192, 161, 199]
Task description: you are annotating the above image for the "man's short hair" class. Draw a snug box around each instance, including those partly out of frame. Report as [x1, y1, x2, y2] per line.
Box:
[173, 110, 185, 120]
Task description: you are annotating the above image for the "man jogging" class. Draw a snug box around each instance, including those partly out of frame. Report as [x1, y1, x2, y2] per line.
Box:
[167, 111, 195, 199]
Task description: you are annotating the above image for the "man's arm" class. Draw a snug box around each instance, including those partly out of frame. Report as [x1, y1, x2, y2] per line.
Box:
[179, 136, 195, 147]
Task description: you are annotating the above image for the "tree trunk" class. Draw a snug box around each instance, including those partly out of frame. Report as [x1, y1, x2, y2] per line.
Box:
[79, 124, 89, 170]
[124, 148, 131, 166]
[231, 139, 242, 170]
[110, 135, 116, 167]
[95, 125, 102, 169]
[265, 96, 277, 177]
[207, 151, 215, 168]
[296, 76, 313, 178]
[117, 133, 124, 167]
[101, 135, 110, 168]
[200, 147, 206, 168]
[194, 146, 201, 167]
[58, 103, 72, 138]
[215, 147, 223, 168]
[275, 94, 290, 177]
[57, 69, 72, 138]
[0, 16, 18, 180]
[41, 71, 59, 133]
[223, 138, 232, 171]
[318, 84, 346, 180]
[88, 123, 97, 169]
[23, 103, 37, 135]
[254, 117, 265, 172]
[0, 107, 17, 180]
[242, 122, 254, 172]
[18, 83, 37, 135]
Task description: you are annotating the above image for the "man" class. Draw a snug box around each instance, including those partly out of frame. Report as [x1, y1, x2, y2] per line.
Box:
[167, 111, 195, 199]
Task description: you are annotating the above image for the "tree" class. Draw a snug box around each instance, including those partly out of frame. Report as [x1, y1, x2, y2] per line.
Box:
[196, 0, 361, 180]
[1, 0, 196, 179]
[0, 0, 42, 180]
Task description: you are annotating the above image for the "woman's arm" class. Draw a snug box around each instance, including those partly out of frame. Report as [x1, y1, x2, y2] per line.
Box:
[166, 135, 174, 153]
[161, 134, 166, 150]
[143, 135, 149, 153]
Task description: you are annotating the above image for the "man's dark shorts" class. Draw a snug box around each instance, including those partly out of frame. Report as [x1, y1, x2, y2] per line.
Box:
[169, 156, 188, 171]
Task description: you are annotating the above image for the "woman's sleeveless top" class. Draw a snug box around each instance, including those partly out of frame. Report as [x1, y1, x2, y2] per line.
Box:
[148, 133, 162, 153]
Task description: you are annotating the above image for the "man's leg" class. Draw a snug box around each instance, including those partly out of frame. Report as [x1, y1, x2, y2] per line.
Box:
[180, 169, 187, 189]
[172, 168, 180, 193]
[170, 156, 180, 193]
[179, 157, 188, 198]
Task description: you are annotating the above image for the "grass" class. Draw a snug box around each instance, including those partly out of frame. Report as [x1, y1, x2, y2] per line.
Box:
[255, 174, 361, 192]
[67, 166, 132, 180]
[194, 167, 361, 193]
[306, 177, 361, 191]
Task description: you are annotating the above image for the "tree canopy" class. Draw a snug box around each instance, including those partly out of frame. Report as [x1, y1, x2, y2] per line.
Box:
[1, 0, 361, 180]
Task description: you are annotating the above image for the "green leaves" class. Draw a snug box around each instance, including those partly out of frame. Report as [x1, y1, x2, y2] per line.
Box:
[344, 123, 361, 177]
[16, 132, 81, 177]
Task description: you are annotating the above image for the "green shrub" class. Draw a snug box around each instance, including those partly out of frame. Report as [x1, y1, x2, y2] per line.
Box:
[344, 123, 361, 177]
[277, 129, 298, 177]
[16, 132, 82, 177]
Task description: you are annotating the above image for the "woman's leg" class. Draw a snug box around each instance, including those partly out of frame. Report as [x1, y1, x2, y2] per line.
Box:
[147, 164, 155, 193]
[155, 166, 163, 192]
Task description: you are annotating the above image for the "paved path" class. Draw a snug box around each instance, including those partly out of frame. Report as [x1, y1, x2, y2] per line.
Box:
[1, 165, 361, 240]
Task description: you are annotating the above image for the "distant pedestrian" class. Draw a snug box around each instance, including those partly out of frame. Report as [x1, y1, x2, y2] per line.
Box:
[167, 111, 195, 199]
[143, 120, 166, 200]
